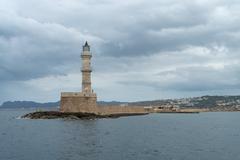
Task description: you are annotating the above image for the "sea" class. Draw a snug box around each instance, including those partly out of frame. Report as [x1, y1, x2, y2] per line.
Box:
[0, 109, 240, 160]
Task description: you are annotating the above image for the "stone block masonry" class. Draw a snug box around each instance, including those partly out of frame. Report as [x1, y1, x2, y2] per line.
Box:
[60, 92, 97, 113]
[60, 42, 97, 113]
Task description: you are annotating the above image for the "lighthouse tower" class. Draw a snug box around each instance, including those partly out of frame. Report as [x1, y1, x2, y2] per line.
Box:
[81, 42, 92, 94]
[60, 42, 97, 113]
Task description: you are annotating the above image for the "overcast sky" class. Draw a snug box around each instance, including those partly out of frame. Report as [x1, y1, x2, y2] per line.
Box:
[0, 0, 240, 103]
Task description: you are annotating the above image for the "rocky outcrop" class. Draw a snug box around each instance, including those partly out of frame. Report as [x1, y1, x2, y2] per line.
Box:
[21, 111, 148, 119]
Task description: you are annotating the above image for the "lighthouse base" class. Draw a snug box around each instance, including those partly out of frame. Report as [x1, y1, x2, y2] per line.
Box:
[60, 92, 97, 113]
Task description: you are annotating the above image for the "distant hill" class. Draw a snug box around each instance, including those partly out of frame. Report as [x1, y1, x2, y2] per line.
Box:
[129, 95, 240, 109]
[0, 101, 60, 108]
[1, 96, 240, 110]
[0, 100, 125, 109]
[178, 95, 240, 108]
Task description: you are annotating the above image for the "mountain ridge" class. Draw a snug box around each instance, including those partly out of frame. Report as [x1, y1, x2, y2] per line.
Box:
[1, 95, 240, 110]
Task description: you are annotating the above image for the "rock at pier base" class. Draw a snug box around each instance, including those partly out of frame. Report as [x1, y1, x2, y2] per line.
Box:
[21, 111, 148, 120]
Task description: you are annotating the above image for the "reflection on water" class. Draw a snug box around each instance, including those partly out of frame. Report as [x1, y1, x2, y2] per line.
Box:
[0, 109, 240, 160]
[59, 120, 100, 160]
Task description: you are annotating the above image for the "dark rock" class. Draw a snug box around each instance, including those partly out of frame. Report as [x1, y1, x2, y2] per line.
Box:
[21, 111, 148, 120]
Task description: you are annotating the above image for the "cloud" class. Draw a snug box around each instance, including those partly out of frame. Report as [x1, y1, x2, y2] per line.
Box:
[112, 46, 239, 91]
[0, 0, 240, 103]
[0, 11, 103, 81]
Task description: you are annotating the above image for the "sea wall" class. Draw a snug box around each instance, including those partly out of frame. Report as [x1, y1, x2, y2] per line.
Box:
[97, 106, 148, 115]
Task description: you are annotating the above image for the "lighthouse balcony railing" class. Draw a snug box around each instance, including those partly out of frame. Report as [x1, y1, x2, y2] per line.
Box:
[81, 52, 92, 56]
[81, 67, 92, 72]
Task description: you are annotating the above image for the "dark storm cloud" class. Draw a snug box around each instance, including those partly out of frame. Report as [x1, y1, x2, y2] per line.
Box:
[0, 11, 102, 81]
[93, 0, 240, 57]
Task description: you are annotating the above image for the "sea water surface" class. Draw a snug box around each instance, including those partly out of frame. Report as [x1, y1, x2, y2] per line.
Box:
[0, 109, 240, 160]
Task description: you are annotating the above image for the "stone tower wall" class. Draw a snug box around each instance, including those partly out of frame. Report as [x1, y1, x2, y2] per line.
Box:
[82, 71, 91, 93]
[60, 92, 97, 113]
[81, 52, 92, 93]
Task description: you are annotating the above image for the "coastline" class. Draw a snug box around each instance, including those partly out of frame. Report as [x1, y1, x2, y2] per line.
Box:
[19, 107, 240, 120]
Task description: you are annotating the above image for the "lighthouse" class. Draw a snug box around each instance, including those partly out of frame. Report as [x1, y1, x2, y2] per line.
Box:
[60, 42, 97, 113]
[81, 41, 92, 94]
